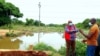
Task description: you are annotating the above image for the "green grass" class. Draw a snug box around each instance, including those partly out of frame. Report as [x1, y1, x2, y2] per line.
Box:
[0, 25, 64, 32]
[31, 41, 86, 56]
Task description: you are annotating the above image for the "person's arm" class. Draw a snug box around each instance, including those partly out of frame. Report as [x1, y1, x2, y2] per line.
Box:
[66, 25, 78, 33]
[79, 29, 94, 39]
[72, 29, 78, 33]
[65, 27, 73, 34]
[71, 25, 79, 33]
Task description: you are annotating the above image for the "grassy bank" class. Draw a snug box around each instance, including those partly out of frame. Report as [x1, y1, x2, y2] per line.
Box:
[0, 25, 64, 32]
[0, 25, 64, 37]
[15, 25, 64, 32]
[0, 24, 89, 38]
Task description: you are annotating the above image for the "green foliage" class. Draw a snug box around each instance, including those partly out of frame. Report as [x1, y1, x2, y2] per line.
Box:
[0, 24, 13, 29]
[40, 22, 45, 26]
[34, 20, 40, 26]
[24, 18, 45, 26]
[47, 24, 62, 27]
[76, 18, 100, 29]
[76, 18, 90, 29]
[0, 1, 23, 17]
[11, 18, 24, 25]
[33, 42, 86, 56]
[0, 16, 11, 26]
[82, 18, 90, 29]
[58, 41, 86, 56]
[97, 18, 100, 26]
[34, 20, 45, 26]
[76, 23, 84, 29]
[76, 41, 86, 56]
[0, 0, 23, 26]
[0, 0, 5, 3]
[62, 23, 67, 27]
[33, 42, 57, 52]
[6, 31, 17, 37]
[58, 46, 66, 56]
[25, 18, 34, 26]
[47, 24, 56, 27]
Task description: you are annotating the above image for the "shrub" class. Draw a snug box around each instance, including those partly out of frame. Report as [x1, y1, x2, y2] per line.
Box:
[58, 46, 66, 56]
[33, 42, 57, 52]
[76, 41, 86, 56]
[6, 31, 17, 37]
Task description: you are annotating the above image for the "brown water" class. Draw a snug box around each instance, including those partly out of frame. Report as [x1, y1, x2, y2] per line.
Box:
[0, 38, 22, 49]
[0, 32, 82, 50]
[0, 32, 65, 50]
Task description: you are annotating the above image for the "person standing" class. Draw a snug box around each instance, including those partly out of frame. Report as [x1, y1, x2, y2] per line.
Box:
[95, 26, 100, 56]
[79, 18, 99, 56]
[64, 20, 78, 56]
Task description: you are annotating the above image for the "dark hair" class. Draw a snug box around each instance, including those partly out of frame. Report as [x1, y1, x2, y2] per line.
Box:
[90, 18, 97, 24]
[91, 18, 96, 22]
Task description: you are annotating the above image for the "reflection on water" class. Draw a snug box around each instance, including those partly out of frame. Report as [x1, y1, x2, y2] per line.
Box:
[0, 32, 65, 50]
[0, 32, 82, 50]
[18, 32, 66, 50]
[0, 38, 22, 49]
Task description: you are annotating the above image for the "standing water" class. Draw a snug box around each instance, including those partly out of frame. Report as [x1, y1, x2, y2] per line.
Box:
[18, 32, 66, 50]
[0, 32, 82, 50]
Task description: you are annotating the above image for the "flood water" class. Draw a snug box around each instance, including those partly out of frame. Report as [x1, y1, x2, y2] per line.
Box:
[0, 32, 82, 50]
[18, 32, 65, 50]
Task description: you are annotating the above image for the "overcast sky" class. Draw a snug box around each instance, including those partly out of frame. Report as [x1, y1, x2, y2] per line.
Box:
[6, 0, 100, 24]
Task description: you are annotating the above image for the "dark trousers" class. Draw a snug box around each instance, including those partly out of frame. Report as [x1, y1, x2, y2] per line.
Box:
[95, 46, 100, 56]
[87, 45, 96, 56]
[66, 40, 75, 56]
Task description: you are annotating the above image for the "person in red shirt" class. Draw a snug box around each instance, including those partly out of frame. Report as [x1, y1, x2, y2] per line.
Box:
[64, 20, 78, 56]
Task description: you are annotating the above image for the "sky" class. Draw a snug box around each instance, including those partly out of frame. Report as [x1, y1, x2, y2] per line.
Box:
[6, 0, 100, 24]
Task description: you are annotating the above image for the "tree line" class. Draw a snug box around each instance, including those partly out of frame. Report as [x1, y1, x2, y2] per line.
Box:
[76, 18, 100, 29]
[0, 0, 100, 29]
[11, 18, 65, 27]
[0, 0, 63, 27]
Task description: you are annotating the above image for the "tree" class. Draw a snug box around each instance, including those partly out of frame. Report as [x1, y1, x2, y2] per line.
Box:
[34, 20, 45, 26]
[82, 18, 90, 29]
[11, 18, 24, 25]
[62, 23, 67, 28]
[0, 0, 23, 26]
[25, 18, 34, 26]
[76, 23, 83, 29]
[75, 18, 90, 29]
[34, 20, 40, 26]
[96, 18, 100, 26]
[40, 22, 45, 26]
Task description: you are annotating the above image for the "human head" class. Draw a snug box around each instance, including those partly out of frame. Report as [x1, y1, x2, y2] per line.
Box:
[90, 18, 96, 25]
[68, 20, 73, 26]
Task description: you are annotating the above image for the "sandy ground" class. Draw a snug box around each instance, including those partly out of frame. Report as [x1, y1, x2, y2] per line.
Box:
[0, 29, 20, 37]
[0, 29, 9, 36]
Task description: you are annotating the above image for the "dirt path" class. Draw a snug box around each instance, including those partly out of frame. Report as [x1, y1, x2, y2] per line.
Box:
[0, 49, 48, 56]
